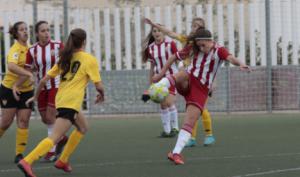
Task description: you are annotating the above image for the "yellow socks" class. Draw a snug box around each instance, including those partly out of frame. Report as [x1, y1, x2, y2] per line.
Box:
[24, 138, 54, 165]
[59, 130, 83, 163]
[16, 128, 29, 155]
[202, 109, 213, 136]
[0, 128, 5, 138]
[191, 120, 199, 138]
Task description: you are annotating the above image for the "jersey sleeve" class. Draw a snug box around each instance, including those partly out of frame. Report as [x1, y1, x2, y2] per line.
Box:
[175, 44, 193, 61]
[7, 47, 19, 64]
[47, 64, 60, 78]
[86, 57, 101, 83]
[217, 47, 230, 60]
[25, 50, 34, 68]
[170, 41, 178, 54]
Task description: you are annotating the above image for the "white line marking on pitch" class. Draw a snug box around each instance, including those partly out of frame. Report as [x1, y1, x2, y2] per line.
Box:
[232, 167, 300, 177]
[2, 152, 300, 174]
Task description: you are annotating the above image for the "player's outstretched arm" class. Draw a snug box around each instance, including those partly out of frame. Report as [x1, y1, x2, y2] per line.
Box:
[152, 54, 177, 83]
[227, 55, 252, 72]
[144, 18, 180, 40]
[26, 75, 51, 106]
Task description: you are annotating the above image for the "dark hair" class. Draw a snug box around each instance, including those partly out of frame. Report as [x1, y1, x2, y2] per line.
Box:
[58, 28, 86, 80]
[191, 28, 212, 54]
[142, 26, 156, 63]
[9, 21, 26, 40]
[35, 21, 48, 33]
[34, 21, 48, 41]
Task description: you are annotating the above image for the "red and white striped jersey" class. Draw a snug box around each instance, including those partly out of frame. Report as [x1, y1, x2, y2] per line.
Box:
[25, 40, 63, 90]
[148, 39, 178, 76]
[176, 42, 230, 89]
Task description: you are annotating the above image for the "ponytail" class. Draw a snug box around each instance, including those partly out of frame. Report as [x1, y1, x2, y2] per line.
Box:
[58, 28, 86, 80]
[141, 27, 155, 63]
[9, 21, 25, 40]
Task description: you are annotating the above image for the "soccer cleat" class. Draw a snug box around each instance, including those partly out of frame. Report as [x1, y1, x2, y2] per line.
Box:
[14, 153, 23, 164]
[160, 131, 176, 138]
[54, 160, 72, 173]
[44, 152, 57, 162]
[185, 138, 196, 147]
[171, 128, 179, 135]
[55, 135, 68, 155]
[203, 135, 215, 146]
[167, 152, 184, 165]
[141, 90, 151, 102]
[17, 159, 36, 177]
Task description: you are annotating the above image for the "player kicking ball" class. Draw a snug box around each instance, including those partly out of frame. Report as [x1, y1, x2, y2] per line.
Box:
[148, 29, 251, 165]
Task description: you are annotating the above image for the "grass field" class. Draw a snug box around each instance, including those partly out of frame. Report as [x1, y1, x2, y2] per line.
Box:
[1, 113, 300, 177]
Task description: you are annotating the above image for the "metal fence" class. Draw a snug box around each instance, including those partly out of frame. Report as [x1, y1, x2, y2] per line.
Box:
[0, 0, 300, 114]
[85, 65, 300, 114]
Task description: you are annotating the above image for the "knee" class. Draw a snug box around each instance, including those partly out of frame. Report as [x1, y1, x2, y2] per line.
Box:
[0, 124, 10, 131]
[77, 127, 88, 134]
[41, 117, 55, 125]
[77, 124, 89, 134]
[18, 119, 29, 129]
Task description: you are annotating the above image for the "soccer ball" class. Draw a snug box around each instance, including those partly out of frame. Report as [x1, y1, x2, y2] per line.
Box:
[148, 83, 169, 103]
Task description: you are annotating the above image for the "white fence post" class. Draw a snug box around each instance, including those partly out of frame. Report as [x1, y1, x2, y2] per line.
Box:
[227, 3, 235, 66]
[206, 4, 213, 33]
[54, 9, 61, 41]
[124, 8, 132, 70]
[259, 0, 267, 66]
[281, 0, 292, 65]
[238, 3, 245, 63]
[217, 3, 224, 46]
[249, 3, 256, 66]
[134, 7, 142, 70]
[114, 8, 122, 70]
[104, 8, 111, 71]
[196, 4, 203, 18]
[175, 5, 182, 48]
[185, 5, 192, 34]
[154, 6, 161, 23]
[164, 6, 172, 41]
[94, 8, 102, 69]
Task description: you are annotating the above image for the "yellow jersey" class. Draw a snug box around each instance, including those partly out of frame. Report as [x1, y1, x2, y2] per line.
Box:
[2, 42, 33, 92]
[47, 51, 101, 111]
[175, 34, 191, 66]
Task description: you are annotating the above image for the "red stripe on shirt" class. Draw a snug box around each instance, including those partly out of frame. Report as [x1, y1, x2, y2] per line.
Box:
[50, 42, 55, 89]
[33, 46, 40, 82]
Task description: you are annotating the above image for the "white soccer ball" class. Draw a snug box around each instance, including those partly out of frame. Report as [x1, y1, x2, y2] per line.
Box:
[149, 83, 169, 103]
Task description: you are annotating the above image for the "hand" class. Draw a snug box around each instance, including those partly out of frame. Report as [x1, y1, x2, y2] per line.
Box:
[144, 18, 153, 25]
[26, 96, 36, 107]
[152, 74, 163, 83]
[28, 74, 35, 86]
[95, 87, 105, 104]
[95, 93, 104, 104]
[239, 64, 252, 72]
[12, 84, 20, 101]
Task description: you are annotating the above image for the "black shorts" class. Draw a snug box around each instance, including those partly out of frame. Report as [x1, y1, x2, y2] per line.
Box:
[0, 85, 34, 109]
[56, 108, 78, 124]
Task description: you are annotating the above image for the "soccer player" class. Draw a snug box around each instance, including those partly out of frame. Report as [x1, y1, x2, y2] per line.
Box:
[0, 21, 34, 163]
[17, 28, 104, 177]
[13, 21, 67, 162]
[145, 17, 215, 146]
[142, 26, 179, 137]
[150, 29, 251, 164]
